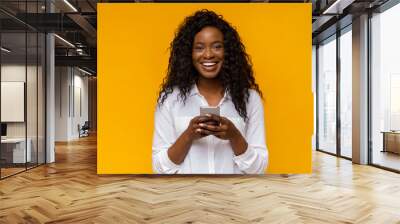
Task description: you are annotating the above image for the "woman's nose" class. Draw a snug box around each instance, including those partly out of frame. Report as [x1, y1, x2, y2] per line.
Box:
[203, 47, 214, 58]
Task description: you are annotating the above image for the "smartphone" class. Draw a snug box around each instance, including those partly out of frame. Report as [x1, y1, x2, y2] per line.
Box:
[200, 106, 220, 126]
[200, 106, 220, 116]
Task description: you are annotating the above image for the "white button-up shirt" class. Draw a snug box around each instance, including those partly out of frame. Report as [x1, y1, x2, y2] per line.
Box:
[152, 85, 268, 174]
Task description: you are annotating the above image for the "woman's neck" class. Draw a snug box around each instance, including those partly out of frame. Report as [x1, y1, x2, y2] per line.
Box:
[197, 77, 224, 97]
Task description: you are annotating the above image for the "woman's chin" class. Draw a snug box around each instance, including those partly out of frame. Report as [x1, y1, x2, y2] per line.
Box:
[199, 72, 220, 80]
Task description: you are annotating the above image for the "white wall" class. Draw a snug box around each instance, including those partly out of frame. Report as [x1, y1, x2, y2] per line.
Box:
[1, 63, 46, 164]
[55, 67, 70, 141]
[1, 65, 38, 137]
[55, 67, 89, 141]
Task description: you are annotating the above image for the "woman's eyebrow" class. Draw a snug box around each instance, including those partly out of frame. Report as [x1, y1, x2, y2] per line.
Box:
[193, 41, 223, 45]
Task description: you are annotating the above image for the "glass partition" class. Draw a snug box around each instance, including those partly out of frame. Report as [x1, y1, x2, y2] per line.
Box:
[339, 27, 352, 158]
[1, 30, 28, 177]
[0, 1, 46, 179]
[38, 32, 45, 165]
[27, 30, 38, 169]
[317, 35, 337, 154]
[371, 3, 400, 171]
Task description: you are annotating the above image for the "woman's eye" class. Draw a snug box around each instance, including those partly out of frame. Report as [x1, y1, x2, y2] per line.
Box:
[193, 46, 204, 50]
[213, 45, 223, 49]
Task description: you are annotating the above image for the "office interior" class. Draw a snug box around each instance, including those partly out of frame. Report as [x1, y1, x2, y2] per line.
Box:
[0, 0, 97, 179]
[0, 0, 399, 222]
[313, 0, 400, 172]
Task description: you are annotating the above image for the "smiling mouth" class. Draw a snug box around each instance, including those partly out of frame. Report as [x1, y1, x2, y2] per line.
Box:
[200, 62, 219, 71]
[202, 62, 217, 66]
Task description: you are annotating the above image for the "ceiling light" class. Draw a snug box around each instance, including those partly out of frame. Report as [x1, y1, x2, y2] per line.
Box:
[63, 0, 78, 12]
[76, 48, 85, 55]
[322, 0, 354, 15]
[78, 67, 93, 76]
[1, 47, 11, 53]
[54, 34, 75, 48]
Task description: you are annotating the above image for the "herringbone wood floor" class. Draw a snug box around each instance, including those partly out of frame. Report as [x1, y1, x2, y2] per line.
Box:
[1, 135, 400, 224]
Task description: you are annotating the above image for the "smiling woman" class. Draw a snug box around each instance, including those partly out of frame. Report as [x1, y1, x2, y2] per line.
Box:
[152, 10, 268, 174]
[192, 26, 224, 79]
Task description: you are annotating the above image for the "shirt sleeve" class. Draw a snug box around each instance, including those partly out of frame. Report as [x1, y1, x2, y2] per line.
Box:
[152, 99, 181, 174]
[233, 91, 268, 174]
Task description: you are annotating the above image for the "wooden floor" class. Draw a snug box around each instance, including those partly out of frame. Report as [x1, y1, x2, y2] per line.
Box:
[0, 167, 26, 178]
[373, 150, 400, 171]
[1, 163, 44, 178]
[1, 135, 400, 223]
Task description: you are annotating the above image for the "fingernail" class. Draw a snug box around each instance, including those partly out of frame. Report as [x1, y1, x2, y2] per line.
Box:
[206, 114, 211, 117]
[196, 128, 201, 132]
[199, 123, 205, 127]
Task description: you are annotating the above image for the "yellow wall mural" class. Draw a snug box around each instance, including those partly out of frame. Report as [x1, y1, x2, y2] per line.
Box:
[98, 3, 312, 174]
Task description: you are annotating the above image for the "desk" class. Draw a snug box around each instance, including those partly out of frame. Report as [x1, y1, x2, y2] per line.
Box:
[382, 131, 400, 154]
[1, 138, 31, 163]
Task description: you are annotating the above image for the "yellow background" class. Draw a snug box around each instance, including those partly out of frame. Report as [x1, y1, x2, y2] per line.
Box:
[98, 3, 312, 174]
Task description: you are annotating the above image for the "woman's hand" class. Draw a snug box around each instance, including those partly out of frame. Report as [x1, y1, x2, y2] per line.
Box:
[197, 114, 240, 141]
[197, 114, 248, 156]
[167, 115, 216, 165]
[184, 115, 216, 141]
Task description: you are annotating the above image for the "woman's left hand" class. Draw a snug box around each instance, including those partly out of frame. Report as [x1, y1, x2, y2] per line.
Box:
[199, 114, 248, 156]
[198, 114, 240, 140]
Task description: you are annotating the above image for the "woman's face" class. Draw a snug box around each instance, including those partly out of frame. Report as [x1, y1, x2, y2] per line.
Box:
[192, 26, 224, 79]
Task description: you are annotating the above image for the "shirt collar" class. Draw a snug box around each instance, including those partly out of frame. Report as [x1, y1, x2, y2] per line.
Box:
[189, 83, 200, 97]
[189, 84, 231, 101]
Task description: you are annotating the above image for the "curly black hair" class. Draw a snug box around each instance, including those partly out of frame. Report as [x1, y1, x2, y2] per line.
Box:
[157, 9, 262, 120]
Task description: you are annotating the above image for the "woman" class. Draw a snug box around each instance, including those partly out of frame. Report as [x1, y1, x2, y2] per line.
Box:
[152, 10, 268, 174]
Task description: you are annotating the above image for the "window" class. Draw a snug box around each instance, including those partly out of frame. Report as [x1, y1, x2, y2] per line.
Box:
[317, 35, 337, 154]
[371, 2, 400, 171]
[339, 28, 352, 158]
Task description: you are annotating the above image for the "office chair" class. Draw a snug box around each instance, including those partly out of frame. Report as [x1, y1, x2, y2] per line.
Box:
[79, 121, 90, 138]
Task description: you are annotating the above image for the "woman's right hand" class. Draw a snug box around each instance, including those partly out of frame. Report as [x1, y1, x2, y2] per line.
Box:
[166, 115, 214, 165]
[184, 115, 215, 141]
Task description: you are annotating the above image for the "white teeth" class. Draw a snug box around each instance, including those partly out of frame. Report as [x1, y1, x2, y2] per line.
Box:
[202, 62, 216, 66]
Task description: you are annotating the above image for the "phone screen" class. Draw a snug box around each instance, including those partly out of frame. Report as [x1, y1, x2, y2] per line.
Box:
[200, 107, 220, 126]
[200, 106, 220, 116]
